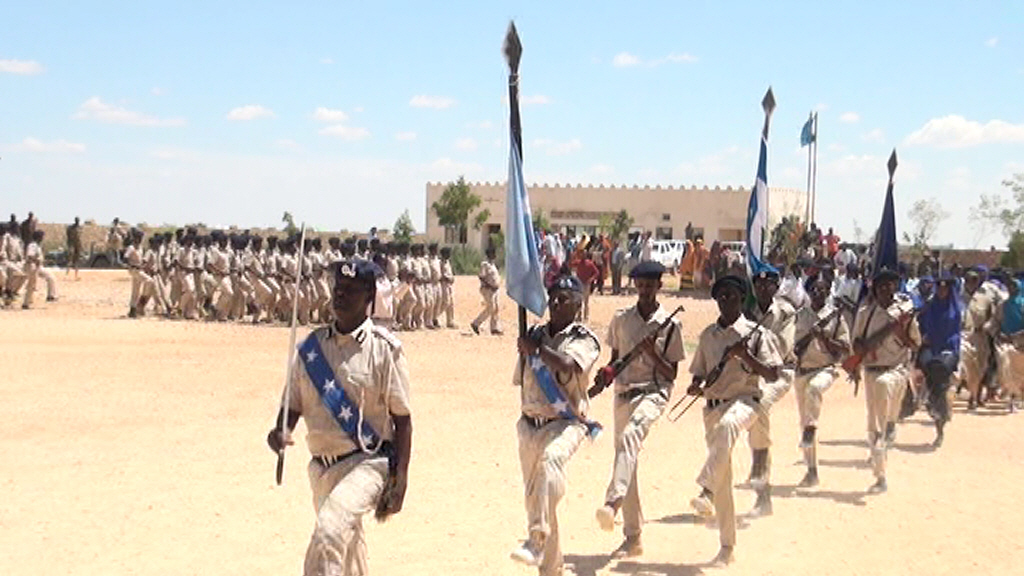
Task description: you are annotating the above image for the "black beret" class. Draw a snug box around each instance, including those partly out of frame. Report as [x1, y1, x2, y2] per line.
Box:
[752, 266, 780, 282]
[629, 260, 666, 279]
[548, 274, 582, 294]
[872, 266, 900, 283]
[711, 274, 748, 298]
[332, 259, 382, 284]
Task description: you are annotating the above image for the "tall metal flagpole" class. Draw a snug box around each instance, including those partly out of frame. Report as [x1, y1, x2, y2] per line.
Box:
[805, 111, 813, 225]
[503, 22, 528, 340]
[811, 112, 819, 224]
[276, 223, 307, 485]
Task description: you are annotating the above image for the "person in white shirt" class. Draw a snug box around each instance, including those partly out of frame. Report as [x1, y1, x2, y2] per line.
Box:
[640, 231, 654, 262]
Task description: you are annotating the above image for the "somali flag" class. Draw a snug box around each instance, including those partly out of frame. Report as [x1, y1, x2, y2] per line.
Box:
[505, 131, 547, 317]
[800, 114, 816, 147]
[746, 132, 773, 276]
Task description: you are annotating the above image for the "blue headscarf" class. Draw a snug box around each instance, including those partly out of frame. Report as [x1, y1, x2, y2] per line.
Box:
[1001, 279, 1024, 335]
[918, 276, 961, 360]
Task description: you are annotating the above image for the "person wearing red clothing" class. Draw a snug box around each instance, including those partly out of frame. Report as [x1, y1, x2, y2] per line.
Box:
[823, 228, 840, 259]
[575, 253, 600, 321]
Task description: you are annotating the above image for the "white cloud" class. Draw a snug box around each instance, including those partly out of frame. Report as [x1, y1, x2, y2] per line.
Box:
[318, 124, 370, 140]
[532, 138, 582, 156]
[312, 107, 348, 123]
[839, 112, 860, 123]
[353, 106, 364, 113]
[276, 139, 300, 150]
[151, 87, 164, 96]
[6, 137, 85, 153]
[612, 51, 698, 67]
[590, 164, 614, 175]
[0, 58, 44, 75]
[320, 57, 334, 64]
[226, 105, 275, 121]
[905, 115, 1024, 148]
[862, 128, 886, 142]
[395, 131, 417, 141]
[674, 145, 744, 180]
[74, 97, 185, 126]
[612, 52, 642, 67]
[409, 95, 455, 109]
[455, 137, 478, 151]
[985, 37, 998, 48]
[521, 94, 550, 105]
[428, 157, 484, 176]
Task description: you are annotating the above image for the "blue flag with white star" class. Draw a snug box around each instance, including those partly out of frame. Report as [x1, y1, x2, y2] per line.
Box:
[505, 133, 547, 317]
[746, 133, 772, 276]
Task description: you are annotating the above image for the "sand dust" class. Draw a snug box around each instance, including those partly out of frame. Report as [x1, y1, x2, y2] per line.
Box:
[1, 271, 1021, 575]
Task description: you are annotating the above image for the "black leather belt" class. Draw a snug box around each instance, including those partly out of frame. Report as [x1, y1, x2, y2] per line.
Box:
[864, 365, 896, 373]
[797, 365, 831, 376]
[706, 396, 760, 409]
[313, 450, 359, 469]
[523, 414, 558, 428]
[617, 385, 668, 402]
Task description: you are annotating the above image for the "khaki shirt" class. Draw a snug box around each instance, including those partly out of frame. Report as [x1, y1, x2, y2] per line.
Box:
[606, 303, 687, 392]
[513, 322, 601, 420]
[207, 246, 230, 276]
[793, 303, 851, 369]
[964, 284, 998, 334]
[284, 319, 412, 457]
[851, 294, 920, 368]
[124, 245, 143, 269]
[177, 246, 195, 272]
[429, 256, 442, 282]
[24, 241, 42, 267]
[748, 297, 797, 360]
[440, 260, 454, 283]
[479, 261, 500, 291]
[690, 316, 783, 400]
[143, 248, 161, 275]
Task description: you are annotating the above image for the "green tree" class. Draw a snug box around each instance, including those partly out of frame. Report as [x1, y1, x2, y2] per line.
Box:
[281, 211, 298, 236]
[608, 209, 634, 242]
[972, 173, 1024, 238]
[393, 209, 415, 243]
[431, 176, 491, 244]
[1001, 231, 1024, 269]
[532, 208, 551, 232]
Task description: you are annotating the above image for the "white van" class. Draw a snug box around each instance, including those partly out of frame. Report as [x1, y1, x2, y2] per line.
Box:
[651, 239, 686, 270]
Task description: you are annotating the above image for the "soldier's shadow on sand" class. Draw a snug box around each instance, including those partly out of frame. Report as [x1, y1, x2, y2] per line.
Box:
[817, 457, 871, 470]
[770, 483, 868, 507]
[565, 554, 710, 576]
[819, 438, 869, 449]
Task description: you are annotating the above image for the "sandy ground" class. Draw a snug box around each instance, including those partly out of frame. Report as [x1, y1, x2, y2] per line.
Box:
[2, 270, 1022, 576]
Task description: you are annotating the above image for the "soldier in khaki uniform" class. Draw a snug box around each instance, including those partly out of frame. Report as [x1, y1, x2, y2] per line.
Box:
[66, 217, 83, 280]
[743, 268, 796, 516]
[268, 259, 413, 576]
[960, 267, 999, 409]
[989, 277, 1024, 411]
[124, 230, 153, 318]
[791, 276, 851, 487]
[687, 274, 783, 566]
[428, 243, 443, 328]
[20, 230, 44, 309]
[510, 275, 601, 575]
[439, 246, 456, 328]
[593, 261, 685, 558]
[471, 247, 503, 335]
[851, 267, 920, 494]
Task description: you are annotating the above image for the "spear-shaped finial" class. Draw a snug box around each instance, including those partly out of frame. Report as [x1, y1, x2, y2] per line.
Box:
[503, 21, 522, 73]
[761, 86, 776, 138]
[887, 148, 898, 181]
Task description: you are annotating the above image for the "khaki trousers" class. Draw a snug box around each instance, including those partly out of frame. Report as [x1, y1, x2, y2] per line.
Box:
[959, 331, 990, 399]
[997, 343, 1024, 398]
[128, 269, 153, 309]
[794, 367, 838, 470]
[38, 267, 57, 299]
[21, 263, 39, 307]
[604, 391, 667, 538]
[517, 417, 586, 576]
[863, 366, 908, 479]
[304, 454, 388, 576]
[748, 369, 794, 484]
[177, 270, 198, 319]
[441, 283, 455, 325]
[697, 396, 762, 548]
[473, 287, 500, 332]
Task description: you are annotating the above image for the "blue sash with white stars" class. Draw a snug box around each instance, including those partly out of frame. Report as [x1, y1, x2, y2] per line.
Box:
[528, 356, 603, 441]
[299, 333, 381, 450]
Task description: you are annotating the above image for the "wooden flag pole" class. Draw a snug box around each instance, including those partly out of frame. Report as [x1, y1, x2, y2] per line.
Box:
[276, 223, 307, 485]
[503, 21, 528, 340]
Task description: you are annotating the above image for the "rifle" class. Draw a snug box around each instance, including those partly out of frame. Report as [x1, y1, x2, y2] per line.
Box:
[792, 297, 855, 366]
[668, 312, 769, 422]
[841, 301, 918, 382]
[588, 305, 685, 398]
[275, 223, 307, 485]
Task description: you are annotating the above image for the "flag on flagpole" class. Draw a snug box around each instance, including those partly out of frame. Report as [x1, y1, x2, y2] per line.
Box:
[872, 150, 899, 275]
[800, 113, 816, 147]
[505, 133, 547, 317]
[746, 88, 776, 277]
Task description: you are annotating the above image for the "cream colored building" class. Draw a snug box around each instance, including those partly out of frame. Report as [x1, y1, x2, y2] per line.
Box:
[425, 181, 807, 251]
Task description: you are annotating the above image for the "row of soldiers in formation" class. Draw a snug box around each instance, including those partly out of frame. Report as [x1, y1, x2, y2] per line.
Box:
[121, 227, 485, 331]
[268, 253, 971, 575]
[1, 222, 59, 309]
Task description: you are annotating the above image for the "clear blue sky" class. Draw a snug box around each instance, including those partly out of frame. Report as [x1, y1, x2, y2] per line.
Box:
[2, 1, 1022, 248]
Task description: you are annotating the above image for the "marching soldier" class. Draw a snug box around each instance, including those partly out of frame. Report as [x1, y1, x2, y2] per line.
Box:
[510, 275, 601, 575]
[688, 275, 783, 566]
[960, 267, 999, 409]
[471, 247, 503, 335]
[66, 217, 83, 280]
[850, 267, 920, 493]
[791, 275, 851, 487]
[267, 259, 412, 576]
[20, 230, 44, 309]
[744, 267, 796, 516]
[439, 246, 456, 328]
[593, 261, 685, 558]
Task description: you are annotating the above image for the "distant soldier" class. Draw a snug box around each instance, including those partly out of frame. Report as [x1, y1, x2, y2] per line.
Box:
[20, 230, 45, 309]
[66, 217, 83, 279]
[439, 246, 456, 328]
[107, 218, 125, 266]
[471, 247, 503, 335]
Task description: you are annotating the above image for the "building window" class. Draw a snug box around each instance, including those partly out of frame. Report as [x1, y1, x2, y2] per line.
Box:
[655, 227, 673, 240]
[718, 228, 744, 242]
[662, 213, 671, 222]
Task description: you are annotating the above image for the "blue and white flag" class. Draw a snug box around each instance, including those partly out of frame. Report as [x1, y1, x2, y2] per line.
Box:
[746, 134, 772, 276]
[800, 114, 816, 147]
[505, 133, 547, 317]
